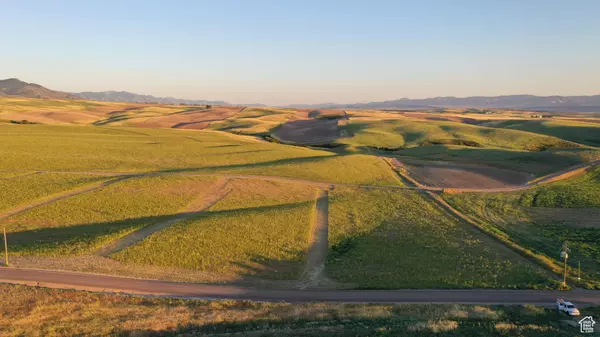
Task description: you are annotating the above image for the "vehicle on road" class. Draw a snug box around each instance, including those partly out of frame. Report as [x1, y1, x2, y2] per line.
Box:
[556, 299, 580, 316]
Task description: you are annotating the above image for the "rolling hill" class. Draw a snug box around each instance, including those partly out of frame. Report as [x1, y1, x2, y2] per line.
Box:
[0, 78, 76, 100]
[75, 91, 228, 105]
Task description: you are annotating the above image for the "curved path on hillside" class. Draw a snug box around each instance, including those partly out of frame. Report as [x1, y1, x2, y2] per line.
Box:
[96, 179, 233, 256]
[1, 267, 600, 305]
[0, 176, 132, 221]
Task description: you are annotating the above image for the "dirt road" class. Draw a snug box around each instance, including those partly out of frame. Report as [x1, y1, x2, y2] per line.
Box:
[299, 189, 331, 288]
[2, 267, 600, 305]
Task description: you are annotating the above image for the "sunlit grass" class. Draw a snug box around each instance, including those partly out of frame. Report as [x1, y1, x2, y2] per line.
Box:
[114, 180, 317, 279]
[326, 188, 554, 288]
[2, 176, 217, 255]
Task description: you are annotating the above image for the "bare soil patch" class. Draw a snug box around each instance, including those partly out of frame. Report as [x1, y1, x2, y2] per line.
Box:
[273, 119, 340, 144]
[397, 159, 533, 189]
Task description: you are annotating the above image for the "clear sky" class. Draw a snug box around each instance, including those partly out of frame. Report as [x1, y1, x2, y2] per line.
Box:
[2, 0, 599, 105]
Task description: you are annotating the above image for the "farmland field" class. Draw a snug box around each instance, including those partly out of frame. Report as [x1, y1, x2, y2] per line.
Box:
[0, 173, 105, 213]
[0, 124, 401, 186]
[443, 166, 600, 288]
[326, 188, 554, 289]
[491, 119, 600, 147]
[1, 175, 218, 255]
[114, 179, 317, 279]
[1, 96, 599, 292]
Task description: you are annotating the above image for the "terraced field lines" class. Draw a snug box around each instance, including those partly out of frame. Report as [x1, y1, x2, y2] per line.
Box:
[300, 189, 330, 288]
[97, 179, 233, 256]
[0, 176, 128, 221]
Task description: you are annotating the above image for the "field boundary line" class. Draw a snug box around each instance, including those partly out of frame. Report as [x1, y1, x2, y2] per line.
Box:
[96, 179, 233, 256]
[0, 176, 133, 221]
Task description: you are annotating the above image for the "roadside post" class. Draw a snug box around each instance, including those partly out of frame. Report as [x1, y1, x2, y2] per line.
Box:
[560, 242, 570, 286]
[3, 227, 7, 267]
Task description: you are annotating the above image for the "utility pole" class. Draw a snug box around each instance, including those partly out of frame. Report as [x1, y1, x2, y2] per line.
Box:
[3, 228, 7, 267]
[578, 261, 581, 281]
[560, 242, 570, 286]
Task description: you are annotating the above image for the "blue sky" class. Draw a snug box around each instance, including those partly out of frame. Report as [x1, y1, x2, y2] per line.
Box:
[2, 0, 599, 105]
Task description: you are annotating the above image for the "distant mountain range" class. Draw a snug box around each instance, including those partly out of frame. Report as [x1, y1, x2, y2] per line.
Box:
[2, 78, 599, 112]
[0, 78, 228, 105]
[0, 78, 76, 100]
[75, 91, 227, 106]
[285, 95, 600, 112]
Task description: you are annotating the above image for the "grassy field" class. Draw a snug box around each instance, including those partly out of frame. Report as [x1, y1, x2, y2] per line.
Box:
[114, 180, 317, 279]
[0, 124, 402, 186]
[209, 107, 296, 135]
[339, 118, 582, 151]
[443, 167, 600, 288]
[326, 188, 554, 289]
[395, 146, 599, 175]
[0, 173, 105, 213]
[1, 284, 593, 337]
[491, 119, 600, 147]
[2, 176, 218, 256]
[0, 96, 111, 113]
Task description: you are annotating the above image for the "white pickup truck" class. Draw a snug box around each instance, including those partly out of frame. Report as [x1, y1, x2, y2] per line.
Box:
[556, 299, 580, 316]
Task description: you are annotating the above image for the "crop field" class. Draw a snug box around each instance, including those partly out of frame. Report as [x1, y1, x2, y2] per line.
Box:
[396, 146, 599, 175]
[0, 173, 105, 213]
[326, 188, 553, 289]
[1, 175, 218, 255]
[0, 124, 401, 186]
[3, 284, 590, 337]
[338, 118, 581, 151]
[114, 179, 317, 279]
[443, 167, 600, 287]
[491, 119, 600, 147]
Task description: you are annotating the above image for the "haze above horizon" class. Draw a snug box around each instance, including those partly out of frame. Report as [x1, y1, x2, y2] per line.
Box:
[2, 0, 599, 105]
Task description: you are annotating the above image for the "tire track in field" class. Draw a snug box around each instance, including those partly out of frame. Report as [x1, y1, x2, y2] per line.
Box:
[1, 172, 42, 181]
[298, 188, 333, 289]
[0, 176, 133, 222]
[96, 179, 233, 257]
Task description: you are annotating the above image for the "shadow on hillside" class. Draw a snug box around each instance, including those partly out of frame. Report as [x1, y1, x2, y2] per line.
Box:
[6, 201, 313, 279]
[394, 146, 591, 174]
[154, 154, 346, 175]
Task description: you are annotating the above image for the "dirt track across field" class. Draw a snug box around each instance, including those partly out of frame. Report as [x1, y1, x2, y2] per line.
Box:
[0, 176, 132, 221]
[96, 179, 233, 256]
[2, 267, 600, 305]
[299, 189, 332, 288]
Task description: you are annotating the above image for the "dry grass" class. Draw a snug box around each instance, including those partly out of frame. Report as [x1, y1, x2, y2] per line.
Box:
[0, 284, 587, 337]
